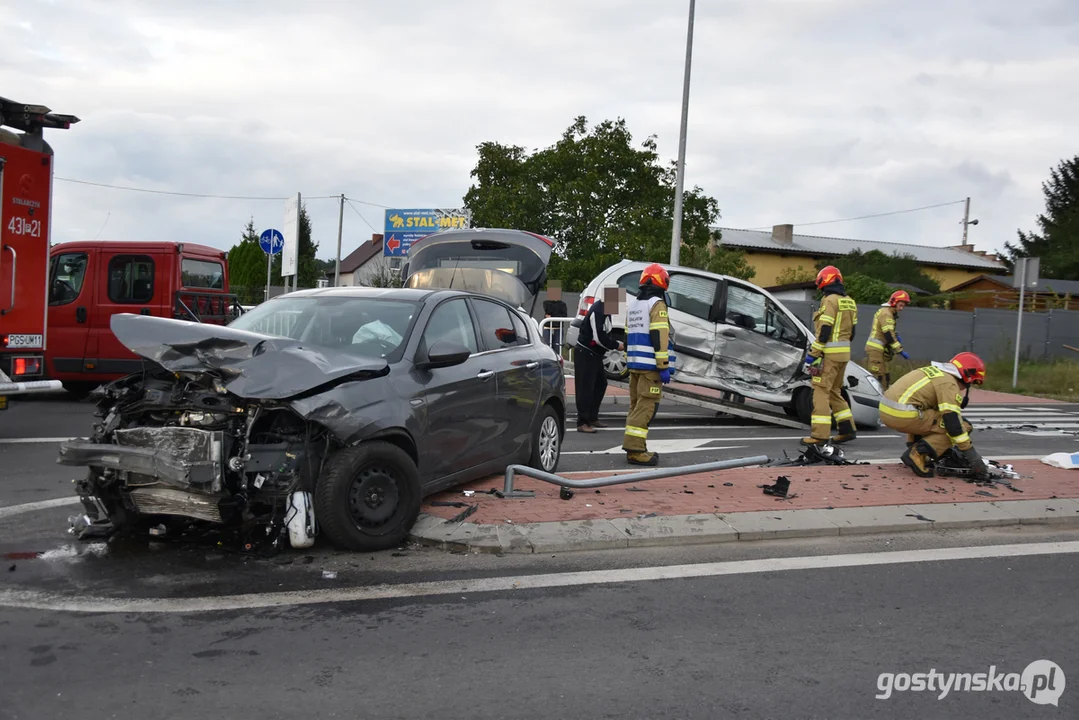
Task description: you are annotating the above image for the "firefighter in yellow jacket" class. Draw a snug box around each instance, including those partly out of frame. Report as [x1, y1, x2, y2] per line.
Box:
[865, 290, 911, 390]
[802, 265, 858, 446]
[880, 352, 988, 479]
[622, 263, 671, 466]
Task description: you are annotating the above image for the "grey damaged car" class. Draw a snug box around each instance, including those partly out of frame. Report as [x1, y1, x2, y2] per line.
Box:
[59, 230, 565, 552]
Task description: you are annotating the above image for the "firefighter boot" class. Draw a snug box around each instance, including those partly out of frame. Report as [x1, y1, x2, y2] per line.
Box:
[627, 451, 659, 467]
[831, 419, 858, 445]
[900, 440, 937, 478]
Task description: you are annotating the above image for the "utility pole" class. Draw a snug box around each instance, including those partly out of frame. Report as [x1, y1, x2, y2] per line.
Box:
[669, 0, 696, 267]
[961, 196, 979, 245]
[334, 193, 345, 287]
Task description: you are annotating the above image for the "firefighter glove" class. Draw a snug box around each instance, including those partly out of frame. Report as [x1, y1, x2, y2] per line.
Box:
[660, 369, 671, 384]
[804, 356, 823, 377]
[961, 446, 989, 479]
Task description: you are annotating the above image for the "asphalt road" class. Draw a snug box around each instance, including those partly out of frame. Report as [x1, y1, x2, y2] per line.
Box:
[2, 392, 1078, 718]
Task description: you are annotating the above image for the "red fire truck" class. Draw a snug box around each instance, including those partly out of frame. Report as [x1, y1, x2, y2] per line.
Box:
[0, 96, 79, 410]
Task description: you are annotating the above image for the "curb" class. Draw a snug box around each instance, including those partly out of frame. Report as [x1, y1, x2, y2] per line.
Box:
[408, 498, 1079, 554]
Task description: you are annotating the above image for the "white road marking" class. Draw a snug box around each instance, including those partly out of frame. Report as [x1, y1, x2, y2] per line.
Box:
[0, 437, 76, 445]
[2, 541, 1077, 614]
[564, 442, 748, 456]
[0, 496, 81, 519]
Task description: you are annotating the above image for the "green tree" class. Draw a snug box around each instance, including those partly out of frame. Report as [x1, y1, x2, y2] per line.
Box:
[817, 250, 941, 295]
[226, 218, 268, 300]
[463, 116, 749, 290]
[843, 273, 894, 305]
[1005, 155, 1079, 280]
[774, 264, 816, 285]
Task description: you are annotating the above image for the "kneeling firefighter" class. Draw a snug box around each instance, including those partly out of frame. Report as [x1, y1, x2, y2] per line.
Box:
[865, 290, 911, 390]
[622, 263, 673, 467]
[880, 352, 988, 479]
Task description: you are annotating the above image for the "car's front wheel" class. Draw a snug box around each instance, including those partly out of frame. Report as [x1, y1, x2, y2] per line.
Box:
[528, 404, 562, 474]
[314, 441, 422, 552]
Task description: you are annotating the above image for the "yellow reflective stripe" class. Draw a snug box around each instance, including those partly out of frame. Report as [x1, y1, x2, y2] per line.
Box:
[881, 323, 895, 332]
[880, 404, 920, 419]
[950, 432, 970, 445]
[810, 341, 824, 352]
[654, 351, 669, 359]
[649, 322, 669, 330]
[865, 339, 885, 350]
[823, 345, 851, 354]
[624, 426, 648, 438]
[835, 409, 853, 421]
[940, 403, 962, 414]
[818, 315, 835, 325]
[811, 415, 831, 425]
[889, 342, 902, 351]
[899, 376, 931, 404]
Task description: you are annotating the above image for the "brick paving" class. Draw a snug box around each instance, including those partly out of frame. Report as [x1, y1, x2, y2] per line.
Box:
[422, 460, 1076, 525]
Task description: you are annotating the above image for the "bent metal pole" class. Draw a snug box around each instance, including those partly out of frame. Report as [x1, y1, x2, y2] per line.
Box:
[501, 454, 771, 498]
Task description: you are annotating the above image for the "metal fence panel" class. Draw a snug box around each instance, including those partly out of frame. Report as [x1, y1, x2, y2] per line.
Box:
[1046, 309, 1079, 360]
[971, 308, 1048, 361]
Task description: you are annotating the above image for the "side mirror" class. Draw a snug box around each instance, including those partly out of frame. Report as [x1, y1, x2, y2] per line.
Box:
[420, 341, 471, 370]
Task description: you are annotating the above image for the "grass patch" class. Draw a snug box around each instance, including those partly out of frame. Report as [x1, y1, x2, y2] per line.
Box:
[854, 357, 1079, 401]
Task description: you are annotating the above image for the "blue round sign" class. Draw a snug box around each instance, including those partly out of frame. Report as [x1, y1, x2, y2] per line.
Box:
[260, 228, 284, 255]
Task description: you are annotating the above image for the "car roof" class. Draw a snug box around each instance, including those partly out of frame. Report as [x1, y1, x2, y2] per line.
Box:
[278, 286, 527, 311]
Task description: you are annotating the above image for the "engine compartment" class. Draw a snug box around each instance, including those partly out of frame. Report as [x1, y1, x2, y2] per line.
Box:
[60, 367, 329, 550]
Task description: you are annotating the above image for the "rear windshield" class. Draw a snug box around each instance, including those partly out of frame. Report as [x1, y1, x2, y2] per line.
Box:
[228, 296, 421, 361]
[406, 267, 531, 308]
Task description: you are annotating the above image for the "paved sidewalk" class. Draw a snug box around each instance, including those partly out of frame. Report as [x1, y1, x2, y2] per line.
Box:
[409, 458, 1079, 554]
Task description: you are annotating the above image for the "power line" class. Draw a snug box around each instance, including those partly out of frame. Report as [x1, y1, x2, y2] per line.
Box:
[744, 199, 967, 231]
[53, 176, 359, 202]
[344, 197, 379, 233]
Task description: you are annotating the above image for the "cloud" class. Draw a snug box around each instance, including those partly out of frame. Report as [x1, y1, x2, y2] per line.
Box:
[2, 0, 1076, 264]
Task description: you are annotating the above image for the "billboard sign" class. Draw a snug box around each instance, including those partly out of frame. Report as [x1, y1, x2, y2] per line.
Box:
[383, 208, 471, 257]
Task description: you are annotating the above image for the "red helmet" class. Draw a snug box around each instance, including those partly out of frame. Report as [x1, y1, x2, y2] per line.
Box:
[889, 290, 911, 307]
[950, 352, 986, 385]
[640, 263, 670, 290]
[815, 265, 843, 290]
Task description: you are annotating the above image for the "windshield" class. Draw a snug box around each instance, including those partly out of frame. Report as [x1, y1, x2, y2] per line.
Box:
[228, 296, 420, 360]
[406, 267, 531, 308]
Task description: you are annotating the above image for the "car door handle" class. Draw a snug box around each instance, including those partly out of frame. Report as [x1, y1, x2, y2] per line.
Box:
[477, 370, 494, 379]
[526, 362, 539, 369]
[721, 330, 737, 338]
[76, 307, 87, 324]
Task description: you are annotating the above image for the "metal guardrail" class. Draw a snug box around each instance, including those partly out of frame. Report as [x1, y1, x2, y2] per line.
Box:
[499, 454, 772, 498]
[537, 316, 577, 360]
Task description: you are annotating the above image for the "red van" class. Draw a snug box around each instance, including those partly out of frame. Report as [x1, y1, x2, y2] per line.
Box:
[46, 240, 240, 395]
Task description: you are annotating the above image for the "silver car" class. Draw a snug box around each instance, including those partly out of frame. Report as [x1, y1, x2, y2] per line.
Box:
[565, 260, 882, 429]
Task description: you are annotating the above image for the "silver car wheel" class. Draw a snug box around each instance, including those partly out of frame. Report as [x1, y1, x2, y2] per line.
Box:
[603, 349, 627, 377]
[539, 415, 560, 471]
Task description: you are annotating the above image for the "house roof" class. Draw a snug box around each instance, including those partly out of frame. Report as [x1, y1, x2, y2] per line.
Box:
[764, 280, 932, 295]
[713, 227, 1007, 271]
[947, 274, 1079, 295]
[340, 234, 383, 274]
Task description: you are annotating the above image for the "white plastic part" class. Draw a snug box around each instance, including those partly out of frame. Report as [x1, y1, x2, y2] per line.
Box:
[1041, 452, 1079, 470]
[287, 491, 317, 548]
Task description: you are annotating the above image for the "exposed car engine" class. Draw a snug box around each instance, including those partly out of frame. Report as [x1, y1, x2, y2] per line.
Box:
[60, 367, 325, 551]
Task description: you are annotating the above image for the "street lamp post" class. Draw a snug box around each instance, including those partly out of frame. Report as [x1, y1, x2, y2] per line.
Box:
[670, 0, 696, 267]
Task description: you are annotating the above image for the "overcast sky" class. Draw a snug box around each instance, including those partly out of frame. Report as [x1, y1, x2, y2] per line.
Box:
[3, 0, 1077, 266]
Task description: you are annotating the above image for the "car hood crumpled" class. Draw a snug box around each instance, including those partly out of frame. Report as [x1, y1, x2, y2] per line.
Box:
[109, 313, 389, 400]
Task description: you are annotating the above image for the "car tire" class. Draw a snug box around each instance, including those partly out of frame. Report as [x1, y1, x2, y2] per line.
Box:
[528, 404, 562, 474]
[314, 441, 422, 552]
[602, 331, 629, 381]
[794, 386, 813, 426]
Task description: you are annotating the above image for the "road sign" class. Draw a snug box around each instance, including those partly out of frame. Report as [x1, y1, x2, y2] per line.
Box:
[383, 208, 471, 257]
[282, 193, 300, 278]
[1012, 256, 1041, 289]
[259, 228, 284, 255]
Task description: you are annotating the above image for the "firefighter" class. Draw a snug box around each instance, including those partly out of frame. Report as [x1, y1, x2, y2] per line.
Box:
[880, 352, 988, 479]
[865, 290, 911, 390]
[621, 263, 671, 466]
[802, 265, 859, 446]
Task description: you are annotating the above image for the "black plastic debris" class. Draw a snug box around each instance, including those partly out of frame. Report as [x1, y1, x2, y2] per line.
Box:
[905, 513, 935, 522]
[626, 487, 647, 492]
[560, 487, 575, 501]
[431, 501, 470, 508]
[975, 490, 996, 497]
[448, 505, 477, 523]
[761, 476, 791, 498]
[723, 482, 734, 487]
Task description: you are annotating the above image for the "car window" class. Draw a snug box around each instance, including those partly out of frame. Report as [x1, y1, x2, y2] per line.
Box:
[107, 255, 155, 304]
[421, 299, 478, 355]
[667, 273, 718, 321]
[471, 298, 524, 351]
[49, 252, 88, 306]
[509, 309, 530, 345]
[617, 272, 640, 297]
[725, 284, 766, 331]
[181, 258, 225, 289]
[763, 300, 803, 345]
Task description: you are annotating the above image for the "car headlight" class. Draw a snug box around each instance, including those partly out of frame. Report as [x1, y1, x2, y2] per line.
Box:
[864, 374, 883, 396]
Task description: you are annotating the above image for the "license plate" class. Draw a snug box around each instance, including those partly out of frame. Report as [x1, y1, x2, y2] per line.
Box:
[5, 334, 43, 349]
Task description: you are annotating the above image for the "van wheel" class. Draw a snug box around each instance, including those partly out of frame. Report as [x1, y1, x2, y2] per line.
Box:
[314, 441, 422, 552]
[602, 331, 629, 381]
[63, 382, 97, 400]
[794, 387, 813, 426]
